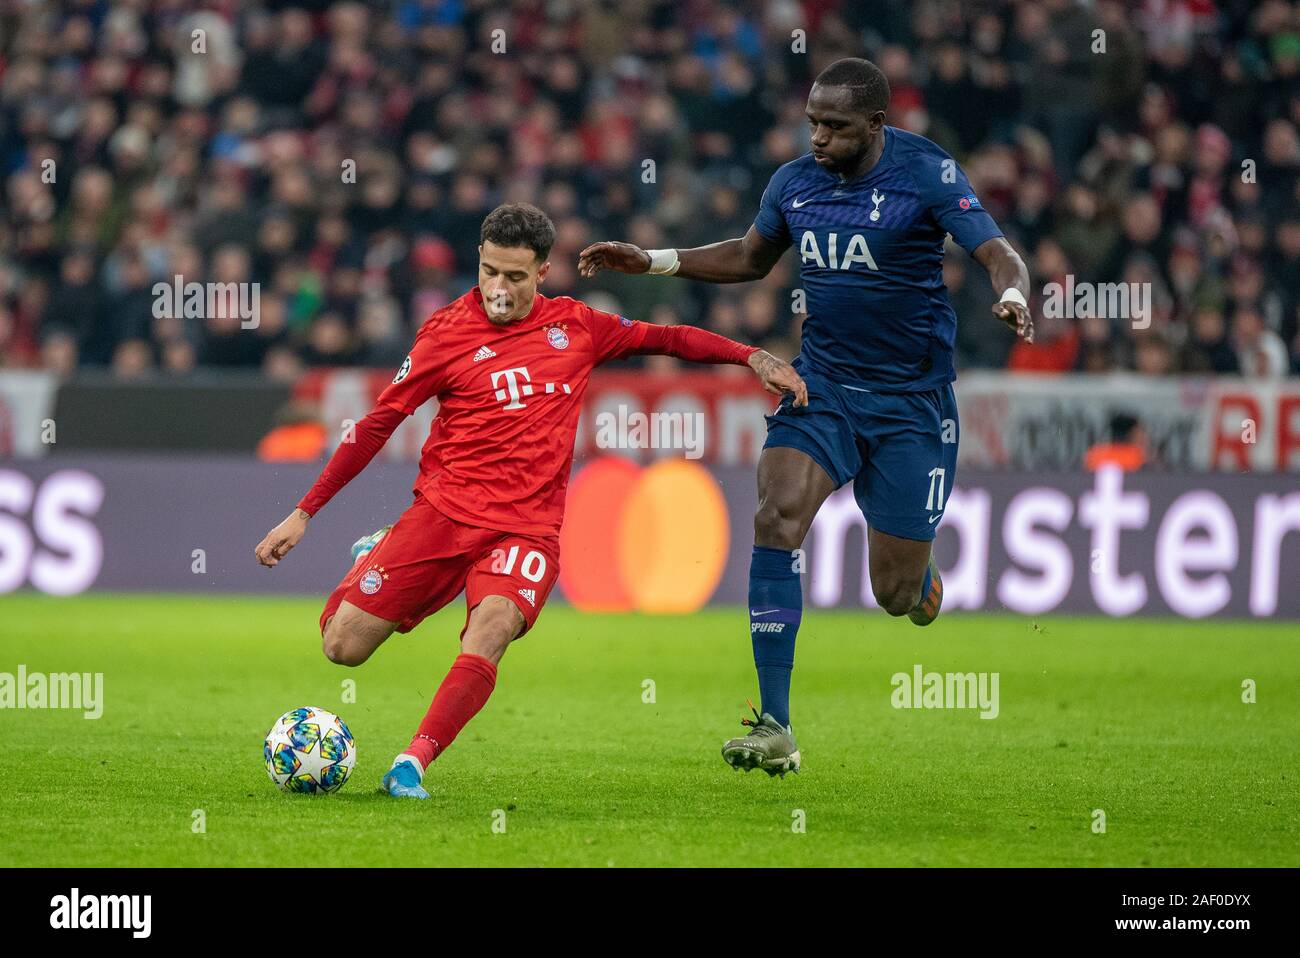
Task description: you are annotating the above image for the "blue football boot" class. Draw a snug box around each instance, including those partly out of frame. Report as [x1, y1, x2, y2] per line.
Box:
[381, 756, 429, 799]
[350, 524, 392, 563]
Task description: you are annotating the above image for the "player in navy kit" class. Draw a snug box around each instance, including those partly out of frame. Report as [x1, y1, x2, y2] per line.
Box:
[579, 58, 1033, 775]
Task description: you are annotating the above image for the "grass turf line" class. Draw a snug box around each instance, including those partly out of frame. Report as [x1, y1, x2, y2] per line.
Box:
[1, 593, 1296, 867]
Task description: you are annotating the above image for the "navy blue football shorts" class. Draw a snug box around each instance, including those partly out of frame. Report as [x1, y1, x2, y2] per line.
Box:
[762, 369, 959, 542]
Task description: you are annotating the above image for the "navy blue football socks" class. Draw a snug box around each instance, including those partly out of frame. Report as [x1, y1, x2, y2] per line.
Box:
[748, 545, 802, 728]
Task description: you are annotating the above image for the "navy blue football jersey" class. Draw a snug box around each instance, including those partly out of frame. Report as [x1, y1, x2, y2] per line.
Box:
[754, 126, 1002, 391]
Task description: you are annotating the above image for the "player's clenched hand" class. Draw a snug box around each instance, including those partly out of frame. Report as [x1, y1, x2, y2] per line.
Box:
[993, 300, 1034, 344]
[748, 350, 808, 407]
[577, 241, 651, 278]
[254, 509, 310, 568]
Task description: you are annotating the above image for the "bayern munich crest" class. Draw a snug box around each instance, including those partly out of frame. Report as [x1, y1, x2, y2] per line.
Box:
[359, 569, 384, 595]
[547, 326, 570, 349]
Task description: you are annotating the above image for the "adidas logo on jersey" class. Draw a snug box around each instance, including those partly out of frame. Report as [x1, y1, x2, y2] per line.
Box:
[517, 588, 536, 607]
[472, 345, 497, 362]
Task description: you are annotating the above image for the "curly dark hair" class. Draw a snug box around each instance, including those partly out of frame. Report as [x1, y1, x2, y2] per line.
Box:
[480, 203, 557, 262]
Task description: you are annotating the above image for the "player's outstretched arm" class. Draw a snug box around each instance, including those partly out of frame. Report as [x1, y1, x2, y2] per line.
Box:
[973, 236, 1034, 344]
[578, 226, 788, 284]
[253, 402, 407, 568]
[622, 320, 807, 407]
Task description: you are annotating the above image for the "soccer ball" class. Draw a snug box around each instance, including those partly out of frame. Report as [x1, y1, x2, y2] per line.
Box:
[263, 706, 356, 794]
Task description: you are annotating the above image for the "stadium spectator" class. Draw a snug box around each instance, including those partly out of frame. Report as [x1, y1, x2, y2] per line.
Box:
[1182, 305, 1240, 374]
[1233, 305, 1290, 377]
[257, 401, 329, 462]
[1084, 412, 1150, 472]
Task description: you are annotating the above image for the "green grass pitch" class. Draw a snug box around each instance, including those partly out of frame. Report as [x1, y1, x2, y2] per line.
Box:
[2, 593, 1296, 867]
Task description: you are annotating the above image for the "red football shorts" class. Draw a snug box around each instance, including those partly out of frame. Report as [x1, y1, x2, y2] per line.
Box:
[319, 492, 560, 637]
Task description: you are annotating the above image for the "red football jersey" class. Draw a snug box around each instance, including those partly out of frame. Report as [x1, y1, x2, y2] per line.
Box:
[374, 286, 752, 538]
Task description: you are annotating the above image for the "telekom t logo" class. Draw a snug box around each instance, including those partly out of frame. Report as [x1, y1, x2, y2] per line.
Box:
[491, 367, 534, 409]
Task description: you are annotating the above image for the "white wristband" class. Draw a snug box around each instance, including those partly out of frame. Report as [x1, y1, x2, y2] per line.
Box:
[999, 287, 1027, 308]
[646, 248, 680, 276]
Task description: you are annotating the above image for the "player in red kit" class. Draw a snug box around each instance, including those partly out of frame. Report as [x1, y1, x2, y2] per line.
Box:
[253, 204, 806, 798]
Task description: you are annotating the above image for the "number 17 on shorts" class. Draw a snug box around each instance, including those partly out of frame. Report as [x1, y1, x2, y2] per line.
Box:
[925, 466, 947, 520]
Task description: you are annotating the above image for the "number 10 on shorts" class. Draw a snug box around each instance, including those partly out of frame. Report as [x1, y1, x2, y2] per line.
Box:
[491, 545, 548, 582]
[925, 467, 947, 512]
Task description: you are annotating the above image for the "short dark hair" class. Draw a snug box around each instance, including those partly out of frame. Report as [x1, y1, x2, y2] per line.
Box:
[813, 57, 890, 116]
[480, 203, 556, 262]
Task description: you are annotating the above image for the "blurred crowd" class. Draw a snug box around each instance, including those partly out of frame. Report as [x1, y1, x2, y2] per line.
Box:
[2, 0, 1299, 381]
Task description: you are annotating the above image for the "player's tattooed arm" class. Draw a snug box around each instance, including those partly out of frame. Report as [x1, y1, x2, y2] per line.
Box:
[254, 509, 310, 568]
[972, 237, 1034, 344]
[748, 349, 808, 407]
[578, 227, 788, 284]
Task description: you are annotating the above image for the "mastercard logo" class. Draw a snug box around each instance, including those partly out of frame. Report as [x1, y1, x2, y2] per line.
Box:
[559, 457, 730, 613]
